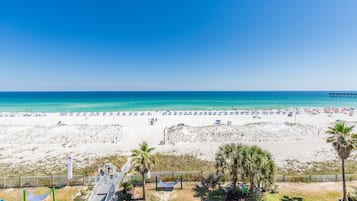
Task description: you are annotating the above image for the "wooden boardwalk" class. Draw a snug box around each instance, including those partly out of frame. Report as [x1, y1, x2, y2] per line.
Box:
[88, 159, 132, 201]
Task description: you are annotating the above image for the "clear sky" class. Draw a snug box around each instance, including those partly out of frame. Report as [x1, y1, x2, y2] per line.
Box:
[0, 0, 356, 91]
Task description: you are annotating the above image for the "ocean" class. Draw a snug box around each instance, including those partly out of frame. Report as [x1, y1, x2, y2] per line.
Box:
[0, 91, 355, 112]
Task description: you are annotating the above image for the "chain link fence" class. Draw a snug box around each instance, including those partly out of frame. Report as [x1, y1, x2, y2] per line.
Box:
[0, 175, 97, 188]
[127, 171, 357, 184]
[1, 172, 357, 189]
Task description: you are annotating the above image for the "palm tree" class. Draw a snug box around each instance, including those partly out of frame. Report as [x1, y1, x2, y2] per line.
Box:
[215, 143, 244, 190]
[327, 122, 357, 201]
[242, 146, 275, 193]
[216, 143, 245, 190]
[258, 154, 275, 189]
[131, 142, 156, 201]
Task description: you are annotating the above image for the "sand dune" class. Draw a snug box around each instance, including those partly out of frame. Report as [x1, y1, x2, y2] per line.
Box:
[0, 109, 355, 175]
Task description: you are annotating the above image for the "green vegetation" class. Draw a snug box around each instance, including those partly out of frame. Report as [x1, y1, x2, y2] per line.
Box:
[152, 154, 215, 172]
[326, 122, 357, 201]
[0, 186, 84, 201]
[277, 159, 357, 176]
[120, 181, 134, 194]
[76, 155, 127, 175]
[216, 143, 275, 193]
[131, 141, 156, 201]
[138, 182, 357, 201]
[0, 155, 127, 176]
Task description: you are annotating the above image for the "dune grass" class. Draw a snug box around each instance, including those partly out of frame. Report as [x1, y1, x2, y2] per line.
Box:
[152, 154, 215, 172]
[6, 153, 357, 177]
[0, 155, 127, 176]
[76, 155, 127, 175]
[278, 159, 357, 175]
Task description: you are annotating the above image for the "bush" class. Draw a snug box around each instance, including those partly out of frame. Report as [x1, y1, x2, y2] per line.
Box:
[290, 176, 306, 182]
[202, 173, 224, 190]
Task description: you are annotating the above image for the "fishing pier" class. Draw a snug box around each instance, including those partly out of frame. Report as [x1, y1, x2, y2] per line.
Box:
[329, 92, 357, 98]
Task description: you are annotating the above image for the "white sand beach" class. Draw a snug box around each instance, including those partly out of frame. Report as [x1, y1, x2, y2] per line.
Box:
[0, 109, 356, 175]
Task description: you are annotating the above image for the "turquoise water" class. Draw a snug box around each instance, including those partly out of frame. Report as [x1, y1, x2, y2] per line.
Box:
[0, 91, 356, 112]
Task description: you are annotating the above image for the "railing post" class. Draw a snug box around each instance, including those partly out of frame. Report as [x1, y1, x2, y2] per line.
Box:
[180, 176, 183, 190]
[52, 187, 57, 201]
[19, 176, 22, 188]
[336, 174, 338, 181]
[282, 175, 285, 182]
[36, 176, 39, 187]
[309, 174, 312, 181]
[155, 176, 158, 191]
[51, 175, 54, 187]
[83, 173, 85, 186]
[3, 177, 5, 188]
[23, 189, 27, 201]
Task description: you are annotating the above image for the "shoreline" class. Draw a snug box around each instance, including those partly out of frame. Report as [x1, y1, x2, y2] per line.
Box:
[0, 106, 355, 115]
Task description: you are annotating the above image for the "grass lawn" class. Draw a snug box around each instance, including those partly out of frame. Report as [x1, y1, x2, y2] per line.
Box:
[130, 181, 357, 201]
[0, 186, 84, 201]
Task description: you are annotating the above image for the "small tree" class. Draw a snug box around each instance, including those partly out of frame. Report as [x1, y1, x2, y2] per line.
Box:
[120, 181, 134, 194]
[242, 145, 275, 192]
[327, 123, 357, 201]
[202, 173, 224, 190]
[215, 144, 275, 194]
[131, 142, 156, 201]
[215, 143, 244, 190]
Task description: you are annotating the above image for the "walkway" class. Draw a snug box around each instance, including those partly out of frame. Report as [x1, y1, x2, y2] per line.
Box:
[88, 159, 132, 201]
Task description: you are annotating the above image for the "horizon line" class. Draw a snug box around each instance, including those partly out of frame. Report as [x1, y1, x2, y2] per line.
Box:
[0, 90, 356, 93]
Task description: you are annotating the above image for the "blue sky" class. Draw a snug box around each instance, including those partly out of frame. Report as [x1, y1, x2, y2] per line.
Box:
[0, 0, 356, 91]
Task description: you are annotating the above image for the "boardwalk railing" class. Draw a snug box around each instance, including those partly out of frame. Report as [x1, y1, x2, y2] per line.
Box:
[104, 158, 132, 201]
[87, 159, 133, 201]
